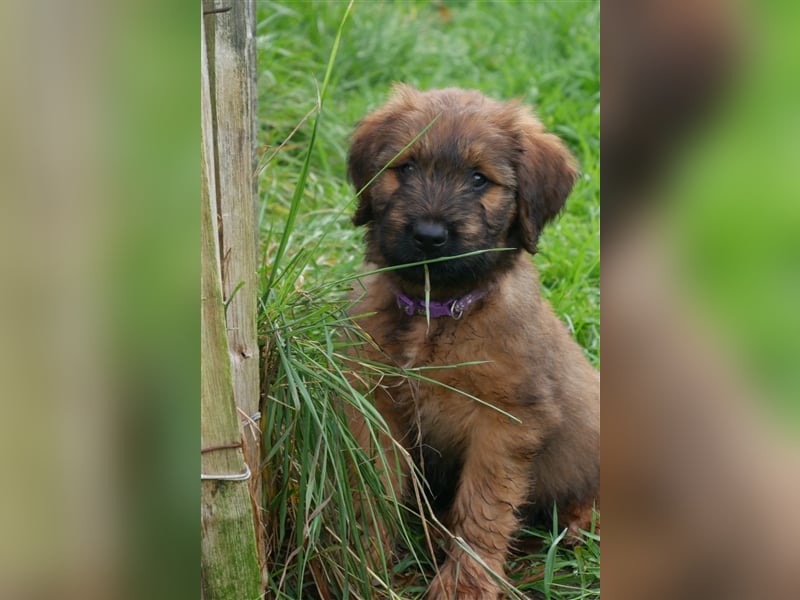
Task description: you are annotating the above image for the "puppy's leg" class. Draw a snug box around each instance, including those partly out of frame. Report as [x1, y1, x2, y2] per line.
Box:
[428, 424, 530, 600]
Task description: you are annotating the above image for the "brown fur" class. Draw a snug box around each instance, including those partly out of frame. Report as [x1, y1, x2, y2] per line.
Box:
[346, 85, 599, 599]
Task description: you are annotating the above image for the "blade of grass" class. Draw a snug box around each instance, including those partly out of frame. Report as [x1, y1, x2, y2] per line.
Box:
[424, 263, 431, 332]
[544, 529, 569, 600]
[266, 0, 354, 291]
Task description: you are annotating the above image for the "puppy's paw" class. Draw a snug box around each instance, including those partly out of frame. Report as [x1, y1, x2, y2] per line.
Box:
[426, 557, 502, 600]
[561, 501, 599, 547]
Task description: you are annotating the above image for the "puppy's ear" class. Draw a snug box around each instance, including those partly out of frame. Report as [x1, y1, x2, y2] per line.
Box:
[514, 112, 579, 253]
[349, 85, 420, 226]
[347, 115, 381, 226]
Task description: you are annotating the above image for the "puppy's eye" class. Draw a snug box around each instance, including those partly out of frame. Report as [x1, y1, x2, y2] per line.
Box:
[471, 172, 489, 190]
[397, 163, 416, 176]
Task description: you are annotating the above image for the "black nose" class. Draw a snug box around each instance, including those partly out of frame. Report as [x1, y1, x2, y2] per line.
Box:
[413, 220, 448, 251]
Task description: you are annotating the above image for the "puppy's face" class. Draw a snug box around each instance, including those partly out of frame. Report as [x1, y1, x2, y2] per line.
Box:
[348, 85, 578, 291]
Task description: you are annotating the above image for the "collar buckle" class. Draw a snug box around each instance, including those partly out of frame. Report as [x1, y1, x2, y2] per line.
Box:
[449, 299, 464, 320]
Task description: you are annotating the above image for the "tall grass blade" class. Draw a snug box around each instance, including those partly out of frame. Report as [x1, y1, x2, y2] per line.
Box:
[266, 1, 353, 292]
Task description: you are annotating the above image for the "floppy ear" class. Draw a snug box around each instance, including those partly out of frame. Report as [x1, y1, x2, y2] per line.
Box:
[348, 84, 422, 226]
[514, 114, 579, 253]
[347, 115, 382, 226]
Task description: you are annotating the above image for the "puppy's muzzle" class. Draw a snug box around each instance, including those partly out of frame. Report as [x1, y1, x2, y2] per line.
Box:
[412, 219, 448, 252]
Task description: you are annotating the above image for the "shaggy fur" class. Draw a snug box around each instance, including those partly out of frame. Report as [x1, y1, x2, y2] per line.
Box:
[346, 85, 599, 599]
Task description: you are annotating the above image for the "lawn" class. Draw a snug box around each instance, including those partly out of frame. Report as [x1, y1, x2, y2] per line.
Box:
[255, 1, 599, 598]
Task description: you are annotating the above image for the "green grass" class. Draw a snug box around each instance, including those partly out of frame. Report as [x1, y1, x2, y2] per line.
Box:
[256, 1, 599, 598]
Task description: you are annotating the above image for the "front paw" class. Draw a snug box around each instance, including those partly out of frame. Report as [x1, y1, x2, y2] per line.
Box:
[427, 557, 502, 600]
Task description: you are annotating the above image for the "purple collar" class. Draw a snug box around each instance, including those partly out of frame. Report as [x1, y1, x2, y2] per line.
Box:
[394, 288, 490, 320]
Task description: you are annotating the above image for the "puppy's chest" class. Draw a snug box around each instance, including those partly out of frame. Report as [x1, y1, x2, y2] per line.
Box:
[386, 317, 482, 375]
[383, 318, 509, 442]
[393, 320, 464, 367]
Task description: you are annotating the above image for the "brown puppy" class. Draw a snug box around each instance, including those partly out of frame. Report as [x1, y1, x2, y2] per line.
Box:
[346, 85, 599, 599]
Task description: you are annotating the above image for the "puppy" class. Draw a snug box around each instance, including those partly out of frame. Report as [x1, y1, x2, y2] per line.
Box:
[346, 85, 599, 599]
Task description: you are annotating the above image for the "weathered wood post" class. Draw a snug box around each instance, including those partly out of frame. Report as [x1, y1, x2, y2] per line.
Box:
[200, 0, 263, 597]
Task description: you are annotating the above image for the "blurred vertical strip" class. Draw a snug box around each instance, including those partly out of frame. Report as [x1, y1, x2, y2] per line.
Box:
[0, 1, 199, 599]
[602, 0, 800, 599]
[0, 1, 118, 598]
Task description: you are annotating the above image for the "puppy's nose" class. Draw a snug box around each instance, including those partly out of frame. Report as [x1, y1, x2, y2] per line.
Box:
[413, 220, 448, 251]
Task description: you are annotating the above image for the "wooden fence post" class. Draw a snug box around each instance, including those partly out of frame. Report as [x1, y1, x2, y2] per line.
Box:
[200, 1, 263, 597]
[203, 0, 262, 509]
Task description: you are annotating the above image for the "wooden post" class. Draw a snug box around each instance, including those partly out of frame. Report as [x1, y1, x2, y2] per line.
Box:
[200, 1, 262, 597]
[203, 0, 262, 509]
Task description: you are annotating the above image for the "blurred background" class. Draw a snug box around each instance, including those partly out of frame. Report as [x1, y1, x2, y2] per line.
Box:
[0, 2, 197, 599]
[1, 0, 798, 599]
[602, 0, 800, 598]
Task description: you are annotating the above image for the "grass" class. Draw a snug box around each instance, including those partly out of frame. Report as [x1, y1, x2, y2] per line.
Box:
[255, 1, 599, 598]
